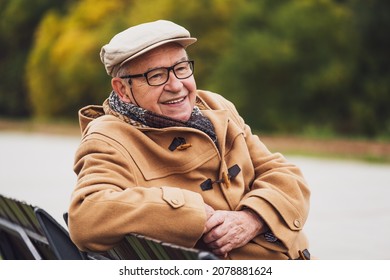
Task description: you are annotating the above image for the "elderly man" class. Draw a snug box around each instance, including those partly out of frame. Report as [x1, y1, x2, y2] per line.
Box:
[68, 20, 311, 260]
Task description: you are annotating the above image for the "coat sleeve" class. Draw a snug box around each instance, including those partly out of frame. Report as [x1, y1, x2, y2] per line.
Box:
[68, 134, 206, 252]
[210, 92, 310, 251]
[238, 124, 310, 251]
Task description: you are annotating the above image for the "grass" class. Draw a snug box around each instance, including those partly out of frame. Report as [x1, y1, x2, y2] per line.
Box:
[0, 118, 80, 136]
[259, 134, 390, 164]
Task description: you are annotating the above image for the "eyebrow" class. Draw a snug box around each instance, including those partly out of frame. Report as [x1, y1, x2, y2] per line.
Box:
[144, 57, 188, 72]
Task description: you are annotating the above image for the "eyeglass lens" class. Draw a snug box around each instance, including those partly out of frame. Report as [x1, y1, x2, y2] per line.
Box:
[146, 61, 193, 86]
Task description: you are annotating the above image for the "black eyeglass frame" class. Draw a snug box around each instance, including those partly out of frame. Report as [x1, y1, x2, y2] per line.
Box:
[120, 60, 195, 86]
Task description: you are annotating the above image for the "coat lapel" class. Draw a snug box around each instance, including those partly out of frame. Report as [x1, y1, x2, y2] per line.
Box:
[201, 109, 229, 155]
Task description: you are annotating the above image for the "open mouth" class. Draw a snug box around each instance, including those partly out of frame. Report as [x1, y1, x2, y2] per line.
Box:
[163, 96, 186, 105]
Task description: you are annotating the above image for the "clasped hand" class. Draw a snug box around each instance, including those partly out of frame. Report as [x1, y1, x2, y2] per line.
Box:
[202, 204, 265, 258]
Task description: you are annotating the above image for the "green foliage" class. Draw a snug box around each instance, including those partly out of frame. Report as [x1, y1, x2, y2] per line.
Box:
[210, 0, 356, 133]
[3, 0, 390, 138]
[209, 0, 390, 137]
[347, 0, 390, 137]
[167, 0, 245, 88]
[26, 0, 130, 119]
[26, 0, 241, 119]
[0, 0, 71, 117]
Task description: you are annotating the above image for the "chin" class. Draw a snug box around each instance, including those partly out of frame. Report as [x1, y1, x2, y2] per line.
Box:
[172, 113, 191, 122]
[175, 116, 191, 122]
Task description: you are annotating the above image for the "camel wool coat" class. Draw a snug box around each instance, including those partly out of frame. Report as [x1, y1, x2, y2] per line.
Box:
[68, 90, 310, 260]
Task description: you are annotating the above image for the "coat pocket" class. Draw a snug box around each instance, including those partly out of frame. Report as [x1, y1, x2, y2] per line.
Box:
[161, 186, 185, 208]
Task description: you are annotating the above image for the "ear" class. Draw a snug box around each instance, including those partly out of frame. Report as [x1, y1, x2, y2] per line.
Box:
[111, 78, 132, 102]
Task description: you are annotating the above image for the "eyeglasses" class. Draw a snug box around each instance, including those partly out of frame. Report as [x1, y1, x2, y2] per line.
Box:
[120, 60, 195, 86]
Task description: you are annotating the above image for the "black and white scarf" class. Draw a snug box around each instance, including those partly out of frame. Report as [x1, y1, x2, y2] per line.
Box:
[105, 91, 218, 144]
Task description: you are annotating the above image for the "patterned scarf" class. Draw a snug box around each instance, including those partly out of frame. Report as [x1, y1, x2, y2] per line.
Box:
[104, 91, 218, 144]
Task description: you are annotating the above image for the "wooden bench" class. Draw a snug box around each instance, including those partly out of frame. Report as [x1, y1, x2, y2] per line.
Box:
[107, 233, 218, 260]
[63, 213, 218, 260]
[1, 194, 217, 260]
[0, 194, 82, 260]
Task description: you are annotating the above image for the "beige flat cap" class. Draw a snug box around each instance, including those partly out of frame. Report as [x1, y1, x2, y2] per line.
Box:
[100, 20, 197, 76]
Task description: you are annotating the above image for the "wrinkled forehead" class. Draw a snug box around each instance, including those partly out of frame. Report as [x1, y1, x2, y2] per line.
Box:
[124, 43, 188, 70]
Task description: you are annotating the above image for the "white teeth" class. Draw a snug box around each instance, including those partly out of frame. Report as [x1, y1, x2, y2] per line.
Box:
[165, 97, 185, 104]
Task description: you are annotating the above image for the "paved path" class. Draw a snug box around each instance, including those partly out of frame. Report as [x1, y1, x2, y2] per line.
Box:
[1, 132, 389, 259]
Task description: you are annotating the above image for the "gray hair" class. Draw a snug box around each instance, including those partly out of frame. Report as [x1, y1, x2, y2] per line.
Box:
[115, 63, 130, 78]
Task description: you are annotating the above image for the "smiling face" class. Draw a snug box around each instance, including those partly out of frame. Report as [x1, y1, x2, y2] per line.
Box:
[111, 43, 197, 122]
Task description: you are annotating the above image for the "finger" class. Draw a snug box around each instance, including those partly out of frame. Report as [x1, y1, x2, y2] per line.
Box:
[211, 242, 233, 257]
[204, 212, 225, 233]
[205, 226, 231, 248]
[203, 219, 229, 243]
[208, 225, 251, 254]
[203, 223, 229, 246]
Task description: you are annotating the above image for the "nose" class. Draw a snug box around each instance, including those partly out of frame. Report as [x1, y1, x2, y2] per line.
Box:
[163, 70, 183, 92]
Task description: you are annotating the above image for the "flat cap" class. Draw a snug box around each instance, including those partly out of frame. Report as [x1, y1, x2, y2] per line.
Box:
[100, 20, 197, 76]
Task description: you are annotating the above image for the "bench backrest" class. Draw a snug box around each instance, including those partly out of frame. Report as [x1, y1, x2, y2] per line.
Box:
[107, 233, 218, 260]
[1, 194, 217, 261]
[0, 194, 82, 260]
[63, 212, 218, 260]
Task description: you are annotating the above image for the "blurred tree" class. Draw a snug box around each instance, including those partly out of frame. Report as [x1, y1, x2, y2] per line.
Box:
[0, 0, 72, 117]
[210, 0, 357, 134]
[22, 0, 390, 137]
[26, 0, 241, 119]
[26, 0, 131, 119]
[168, 0, 246, 89]
[210, 0, 390, 137]
[347, 0, 390, 137]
